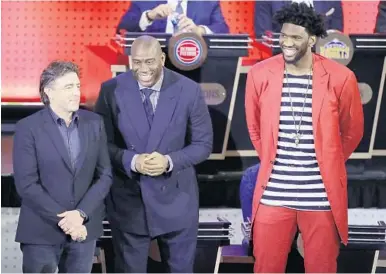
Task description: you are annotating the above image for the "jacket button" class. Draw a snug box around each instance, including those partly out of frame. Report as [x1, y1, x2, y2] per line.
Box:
[261, 185, 266, 189]
[270, 160, 274, 164]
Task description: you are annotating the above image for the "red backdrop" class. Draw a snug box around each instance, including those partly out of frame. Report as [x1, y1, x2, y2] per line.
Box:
[1, 1, 379, 103]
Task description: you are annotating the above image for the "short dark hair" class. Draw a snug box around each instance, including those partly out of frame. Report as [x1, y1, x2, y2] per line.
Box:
[39, 61, 80, 105]
[273, 2, 328, 38]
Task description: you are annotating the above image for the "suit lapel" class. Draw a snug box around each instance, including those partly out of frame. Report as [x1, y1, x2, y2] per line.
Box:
[268, 57, 285, 153]
[187, 1, 197, 22]
[74, 114, 89, 177]
[146, 69, 180, 152]
[311, 54, 329, 137]
[42, 109, 73, 172]
[115, 72, 150, 149]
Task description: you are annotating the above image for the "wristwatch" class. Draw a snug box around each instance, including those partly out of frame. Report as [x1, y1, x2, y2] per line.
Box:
[77, 209, 87, 221]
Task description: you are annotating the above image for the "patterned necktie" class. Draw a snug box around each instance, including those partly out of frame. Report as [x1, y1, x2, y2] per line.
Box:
[173, 0, 183, 33]
[141, 88, 154, 127]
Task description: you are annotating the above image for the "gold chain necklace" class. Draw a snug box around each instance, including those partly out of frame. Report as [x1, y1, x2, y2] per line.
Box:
[284, 68, 312, 147]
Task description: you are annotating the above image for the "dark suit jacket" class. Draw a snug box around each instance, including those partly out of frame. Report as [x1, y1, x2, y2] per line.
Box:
[375, 0, 386, 33]
[117, 0, 229, 34]
[254, 1, 344, 37]
[95, 68, 213, 237]
[13, 108, 112, 244]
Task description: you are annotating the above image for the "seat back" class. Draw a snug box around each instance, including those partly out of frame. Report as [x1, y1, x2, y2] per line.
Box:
[239, 164, 260, 221]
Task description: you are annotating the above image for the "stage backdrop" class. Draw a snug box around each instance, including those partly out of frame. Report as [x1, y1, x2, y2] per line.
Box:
[1, 1, 379, 104]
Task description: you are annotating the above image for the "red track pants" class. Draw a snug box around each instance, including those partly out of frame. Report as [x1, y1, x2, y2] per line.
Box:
[252, 204, 340, 273]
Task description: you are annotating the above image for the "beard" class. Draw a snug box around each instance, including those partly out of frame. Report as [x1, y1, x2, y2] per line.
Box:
[281, 43, 308, 65]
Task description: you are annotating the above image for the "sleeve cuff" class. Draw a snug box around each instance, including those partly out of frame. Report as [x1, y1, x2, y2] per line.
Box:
[166, 155, 173, 172]
[122, 150, 136, 175]
[131, 154, 139, 172]
[77, 209, 88, 222]
[139, 10, 153, 31]
[200, 25, 213, 34]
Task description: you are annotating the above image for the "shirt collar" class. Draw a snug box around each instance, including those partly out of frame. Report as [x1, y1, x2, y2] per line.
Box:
[48, 107, 79, 126]
[137, 70, 164, 92]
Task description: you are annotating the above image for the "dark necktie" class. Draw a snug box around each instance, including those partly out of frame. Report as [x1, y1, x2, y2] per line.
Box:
[176, 0, 183, 15]
[141, 88, 154, 126]
[173, 0, 183, 33]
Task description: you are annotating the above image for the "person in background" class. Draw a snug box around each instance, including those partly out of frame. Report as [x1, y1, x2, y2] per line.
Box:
[254, 0, 343, 37]
[13, 61, 112, 273]
[116, 0, 229, 35]
[245, 3, 363, 272]
[95, 35, 213, 272]
[375, 0, 386, 33]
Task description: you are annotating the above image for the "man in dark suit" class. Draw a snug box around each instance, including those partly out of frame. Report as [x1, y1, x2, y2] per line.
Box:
[254, 1, 343, 37]
[95, 35, 213, 272]
[375, 0, 386, 33]
[13, 61, 112, 273]
[116, 0, 229, 35]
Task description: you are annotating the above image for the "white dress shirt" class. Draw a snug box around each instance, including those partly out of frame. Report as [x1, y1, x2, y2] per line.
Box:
[139, 0, 213, 34]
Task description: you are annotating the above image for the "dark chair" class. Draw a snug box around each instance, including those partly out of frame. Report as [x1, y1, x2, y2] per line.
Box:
[239, 164, 260, 222]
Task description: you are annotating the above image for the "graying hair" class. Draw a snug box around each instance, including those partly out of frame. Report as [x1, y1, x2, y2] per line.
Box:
[39, 61, 80, 105]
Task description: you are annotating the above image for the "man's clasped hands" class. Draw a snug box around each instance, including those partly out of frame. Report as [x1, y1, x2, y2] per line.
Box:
[135, 151, 170, 177]
[57, 210, 87, 243]
[146, 3, 207, 35]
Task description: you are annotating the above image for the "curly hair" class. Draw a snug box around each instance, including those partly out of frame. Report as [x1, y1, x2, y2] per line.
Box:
[273, 2, 328, 38]
[39, 61, 80, 105]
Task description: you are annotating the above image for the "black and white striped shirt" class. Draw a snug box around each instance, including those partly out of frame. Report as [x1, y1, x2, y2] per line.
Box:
[261, 73, 331, 211]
